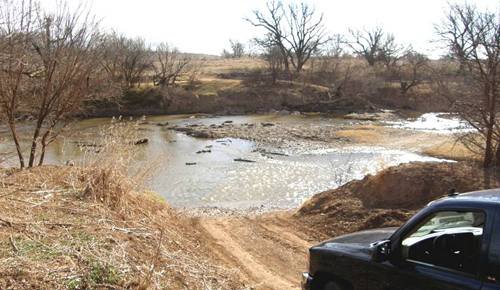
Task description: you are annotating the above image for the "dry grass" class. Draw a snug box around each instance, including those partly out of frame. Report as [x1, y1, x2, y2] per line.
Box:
[0, 120, 245, 290]
[423, 141, 481, 162]
[200, 57, 266, 75]
[193, 78, 243, 96]
[335, 125, 382, 143]
[0, 151, 14, 167]
[75, 119, 155, 208]
[335, 124, 480, 163]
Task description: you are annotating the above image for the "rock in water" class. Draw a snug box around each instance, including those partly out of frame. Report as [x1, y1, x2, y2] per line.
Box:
[134, 138, 149, 145]
[234, 158, 256, 163]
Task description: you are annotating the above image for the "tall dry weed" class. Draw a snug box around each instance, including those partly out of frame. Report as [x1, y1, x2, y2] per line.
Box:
[75, 117, 158, 208]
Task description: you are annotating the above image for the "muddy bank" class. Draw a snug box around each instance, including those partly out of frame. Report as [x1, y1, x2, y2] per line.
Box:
[82, 82, 383, 118]
[0, 166, 320, 290]
[295, 161, 494, 237]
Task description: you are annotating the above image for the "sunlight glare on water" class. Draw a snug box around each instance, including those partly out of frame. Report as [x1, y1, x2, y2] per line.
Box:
[386, 113, 473, 134]
[191, 145, 447, 208]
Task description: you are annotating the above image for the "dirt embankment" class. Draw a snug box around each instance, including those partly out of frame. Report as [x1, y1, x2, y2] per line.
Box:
[84, 81, 351, 117]
[296, 161, 493, 236]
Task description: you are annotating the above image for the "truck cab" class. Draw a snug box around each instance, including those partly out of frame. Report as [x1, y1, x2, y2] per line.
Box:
[303, 189, 500, 290]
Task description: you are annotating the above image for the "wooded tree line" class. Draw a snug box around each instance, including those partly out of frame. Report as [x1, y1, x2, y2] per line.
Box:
[248, 0, 499, 168]
[246, 1, 430, 90]
[0, 0, 498, 169]
[0, 0, 198, 168]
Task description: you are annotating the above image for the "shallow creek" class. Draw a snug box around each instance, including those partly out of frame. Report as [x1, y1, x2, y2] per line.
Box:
[1, 113, 462, 209]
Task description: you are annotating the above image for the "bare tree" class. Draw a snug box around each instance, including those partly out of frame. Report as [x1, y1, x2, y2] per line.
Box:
[315, 34, 345, 76]
[100, 32, 126, 88]
[0, 0, 36, 168]
[284, 2, 327, 72]
[152, 43, 191, 87]
[186, 57, 205, 88]
[435, 3, 500, 167]
[247, 0, 326, 74]
[0, 0, 106, 168]
[322, 34, 345, 58]
[229, 39, 245, 58]
[247, 0, 290, 73]
[101, 33, 149, 89]
[121, 37, 149, 88]
[28, 3, 104, 166]
[264, 45, 284, 85]
[398, 51, 429, 95]
[348, 26, 403, 67]
[314, 35, 352, 97]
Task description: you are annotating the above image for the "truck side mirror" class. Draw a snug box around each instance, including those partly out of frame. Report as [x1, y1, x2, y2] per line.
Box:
[371, 240, 391, 262]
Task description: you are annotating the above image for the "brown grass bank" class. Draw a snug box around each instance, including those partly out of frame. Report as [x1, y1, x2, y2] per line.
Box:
[0, 166, 245, 289]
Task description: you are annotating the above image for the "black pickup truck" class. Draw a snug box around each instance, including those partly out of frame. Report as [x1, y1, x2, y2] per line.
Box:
[302, 189, 500, 290]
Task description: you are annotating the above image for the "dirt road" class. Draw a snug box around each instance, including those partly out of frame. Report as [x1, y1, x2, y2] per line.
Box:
[195, 212, 327, 290]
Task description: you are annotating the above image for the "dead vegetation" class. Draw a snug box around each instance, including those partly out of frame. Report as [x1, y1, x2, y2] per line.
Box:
[334, 124, 482, 163]
[0, 166, 244, 289]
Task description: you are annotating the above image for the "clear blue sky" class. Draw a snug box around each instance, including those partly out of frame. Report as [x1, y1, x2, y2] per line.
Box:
[39, 0, 498, 57]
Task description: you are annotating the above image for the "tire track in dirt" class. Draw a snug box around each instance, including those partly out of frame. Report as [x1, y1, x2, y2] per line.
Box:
[258, 222, 312, 249]
[199, 218, 298, 289]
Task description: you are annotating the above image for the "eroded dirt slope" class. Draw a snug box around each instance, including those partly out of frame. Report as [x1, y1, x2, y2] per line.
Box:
[296, 161, 495, 237]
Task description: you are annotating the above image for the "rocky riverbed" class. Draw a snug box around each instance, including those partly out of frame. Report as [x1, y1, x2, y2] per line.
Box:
[167, 120, 350, 154]
[165, 111, 458, 155]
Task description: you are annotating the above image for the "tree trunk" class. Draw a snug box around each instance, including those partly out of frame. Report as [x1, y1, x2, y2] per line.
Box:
[8, 121, 25, 168]
[367, 55, 376, 66]
[495, 142, 500, 167]
[272, 70, 277, 85]
[296, 61, 303, 73]
[484, 83, 497, 168]
[280, 46, 291, 79]
[38, 144, 46, 166]
[28, 121, 42, 167]
[483, 167, 492, 188]
[484, 123, 494, 167]
[37, 129, 52, 166]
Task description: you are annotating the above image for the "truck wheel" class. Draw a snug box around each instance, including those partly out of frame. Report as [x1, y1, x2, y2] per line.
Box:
[323, 281, 342, 290]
